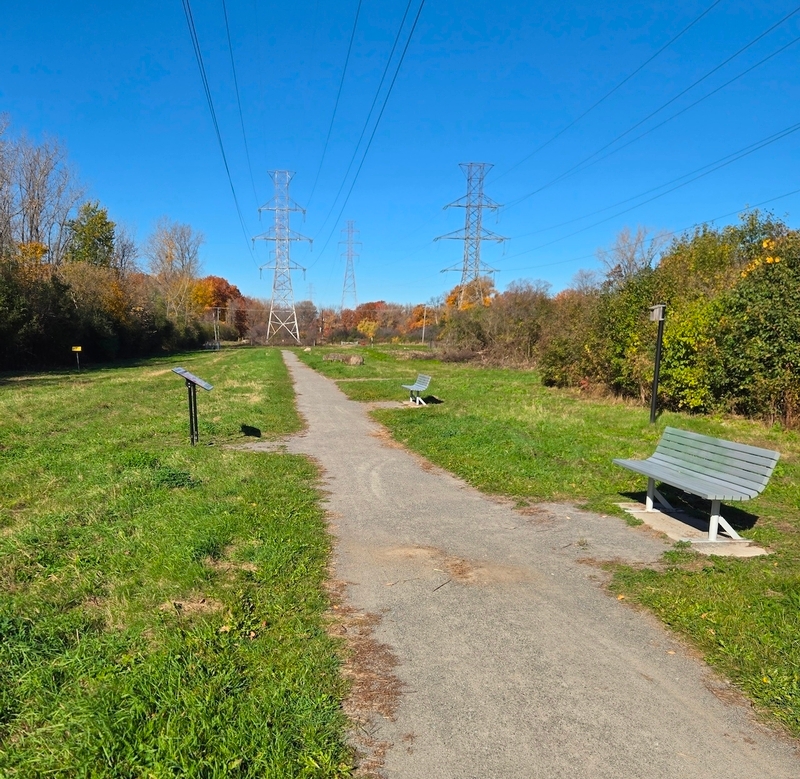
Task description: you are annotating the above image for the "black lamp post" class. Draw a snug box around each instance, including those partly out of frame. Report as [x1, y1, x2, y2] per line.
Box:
[649, 304, 666, 424]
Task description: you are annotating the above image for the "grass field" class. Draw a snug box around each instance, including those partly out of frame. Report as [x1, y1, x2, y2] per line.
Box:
[0, 349, 351, 777]
[299, 345, 800, 735]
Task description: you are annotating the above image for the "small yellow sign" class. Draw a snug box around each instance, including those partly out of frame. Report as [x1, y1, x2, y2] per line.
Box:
[72, 346, 82, 352]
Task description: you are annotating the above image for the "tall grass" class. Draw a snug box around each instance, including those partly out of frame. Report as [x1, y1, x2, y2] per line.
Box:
[0, 348, 351, 777]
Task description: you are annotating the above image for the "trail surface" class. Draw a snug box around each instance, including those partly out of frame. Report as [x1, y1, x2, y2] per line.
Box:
[278, 351, 798, 778]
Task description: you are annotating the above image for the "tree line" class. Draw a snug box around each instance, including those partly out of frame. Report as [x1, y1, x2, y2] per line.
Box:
[0, 121, 256, 368]
[440, 212, 800, 428]
[0, 120, 447, 366]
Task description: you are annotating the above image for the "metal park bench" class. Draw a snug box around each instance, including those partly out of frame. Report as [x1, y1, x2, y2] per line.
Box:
[401, 374, 432, 405]
[614, 427, 780, 542]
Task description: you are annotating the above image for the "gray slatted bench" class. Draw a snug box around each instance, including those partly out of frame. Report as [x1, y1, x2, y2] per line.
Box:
[614, 427, 780, 542]
[401, 374, 431, 405]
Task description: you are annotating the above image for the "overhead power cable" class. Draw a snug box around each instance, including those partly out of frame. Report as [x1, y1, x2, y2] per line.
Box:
[505, 4, 800, 211]
[501, 120, 800, 260]
[221, 0, 259, 204]
[499, 186, 800, 274]
[533, 31, 800, 203]
[310, 0, 427, 266]
[307, 0, 364, 207]
[181, 0, 257, 266]
[312, 0, 416, 243]
[515, 97, 800, 239]
[491, 0, 726, 184]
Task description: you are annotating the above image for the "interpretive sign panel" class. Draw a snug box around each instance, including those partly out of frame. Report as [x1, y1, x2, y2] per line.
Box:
[172, 367, 213, 445]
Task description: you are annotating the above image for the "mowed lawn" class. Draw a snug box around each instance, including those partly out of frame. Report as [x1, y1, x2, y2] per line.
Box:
[299, 345, 800, 735]
[0, 348, 351, 777]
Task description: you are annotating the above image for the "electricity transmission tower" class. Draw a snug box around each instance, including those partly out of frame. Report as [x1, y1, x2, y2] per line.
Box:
[340, 220, 360, 311]
[436, 162, 506, 307]
[253, 170, 311, 343]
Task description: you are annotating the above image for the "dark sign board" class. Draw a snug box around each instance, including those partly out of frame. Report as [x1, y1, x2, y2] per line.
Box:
[172, 367, 213, 391]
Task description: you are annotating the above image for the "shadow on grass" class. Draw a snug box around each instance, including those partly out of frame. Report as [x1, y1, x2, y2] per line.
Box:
[621, 488, 760, 533]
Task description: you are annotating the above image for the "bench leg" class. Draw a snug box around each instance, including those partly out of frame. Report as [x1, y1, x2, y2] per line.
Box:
[709, 500, 742, 541]
[646, 478, 673, 512]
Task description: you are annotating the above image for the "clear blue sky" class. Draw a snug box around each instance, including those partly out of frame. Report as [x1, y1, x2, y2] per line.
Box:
[2, 1, 799, 307]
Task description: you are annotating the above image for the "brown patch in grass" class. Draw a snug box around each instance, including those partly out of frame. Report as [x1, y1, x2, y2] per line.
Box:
[326, 579, 403, 778]
[159, 596, 224, 616]
[202, 546, 259, 581]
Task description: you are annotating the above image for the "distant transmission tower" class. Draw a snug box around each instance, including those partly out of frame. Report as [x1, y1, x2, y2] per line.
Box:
[436, 162, 506, 307]
[253, 170, 311, 343]
[340, 220, 360, 311]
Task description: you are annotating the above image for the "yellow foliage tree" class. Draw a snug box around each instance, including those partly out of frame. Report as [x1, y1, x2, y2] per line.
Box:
[356, 319, 378, 343]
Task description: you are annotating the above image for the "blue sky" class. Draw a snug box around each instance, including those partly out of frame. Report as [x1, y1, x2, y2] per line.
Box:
[2, 1, 799, 307]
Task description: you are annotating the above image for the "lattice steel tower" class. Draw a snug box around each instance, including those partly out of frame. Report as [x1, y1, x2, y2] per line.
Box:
[436, 162, 506, 307]
[340, 220, 360, 311]
[253, 170, 311, 343]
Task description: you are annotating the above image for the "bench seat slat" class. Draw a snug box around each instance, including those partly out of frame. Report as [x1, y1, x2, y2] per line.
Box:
[660, 427, 780, 461]
[657, 438, 778, 474]
[649, 454, 764, 496]
[401, 374, 431, 392]
[649, 450, 771, 491]
[613, 458, 757, 501]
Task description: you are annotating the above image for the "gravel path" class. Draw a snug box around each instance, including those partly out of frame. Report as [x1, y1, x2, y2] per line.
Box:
[278, 351, 798, 778]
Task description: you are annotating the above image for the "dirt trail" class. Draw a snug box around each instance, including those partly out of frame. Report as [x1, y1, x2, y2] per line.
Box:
[277, 351, 798, 779]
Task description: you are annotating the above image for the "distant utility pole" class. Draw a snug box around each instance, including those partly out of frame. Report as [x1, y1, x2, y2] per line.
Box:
[436, 162, 506, 308]
[253, 170, 311, 343]
[340, 220, 360, 311]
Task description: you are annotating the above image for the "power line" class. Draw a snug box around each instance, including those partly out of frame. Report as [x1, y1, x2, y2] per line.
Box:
[511, 110, 800, 242]
[307, 0, 364, 207]
[180, 0, 257, 266]
[491, 0, 726, 184]
[502, 120, 800, 259]
[505, 4, 800, 211]
[311, 0, 427, 265]
[498, 185, 800, 275]
[312, 0, 416, 244]
[532, 31, 800, 203]
[221, 0, 259, 204]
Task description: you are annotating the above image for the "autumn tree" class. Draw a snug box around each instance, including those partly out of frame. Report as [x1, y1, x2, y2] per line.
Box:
[146, 218, 204, 324]
[197, 275, 242, 313]
[357, 319, 378, 344]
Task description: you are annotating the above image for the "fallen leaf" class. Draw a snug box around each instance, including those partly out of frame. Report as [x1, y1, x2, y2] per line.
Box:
[617, 594, 626, 600]
[219, 625, 231, 633]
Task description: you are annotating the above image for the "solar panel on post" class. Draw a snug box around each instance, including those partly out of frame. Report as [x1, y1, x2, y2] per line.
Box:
[172, 368, 213, 445]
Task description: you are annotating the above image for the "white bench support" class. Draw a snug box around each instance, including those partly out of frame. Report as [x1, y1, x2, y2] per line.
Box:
[646, 478, 673, 512]
[709, 499, 742, 542]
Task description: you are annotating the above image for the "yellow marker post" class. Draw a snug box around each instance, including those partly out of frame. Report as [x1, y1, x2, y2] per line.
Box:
[72, 346, 81, 370]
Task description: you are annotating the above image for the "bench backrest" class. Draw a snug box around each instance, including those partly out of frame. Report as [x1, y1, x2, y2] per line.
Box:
[652, 427, 780, 496]
[415, 374, 431, 389]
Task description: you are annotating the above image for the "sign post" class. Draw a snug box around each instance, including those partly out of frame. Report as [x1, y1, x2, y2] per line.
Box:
[172, 368, 213, 445]
[72, 346, 82, 371]
[649, 304, 666, 424]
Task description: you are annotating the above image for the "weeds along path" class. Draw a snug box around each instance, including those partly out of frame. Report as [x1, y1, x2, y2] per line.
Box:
[280, 351, 799, 779]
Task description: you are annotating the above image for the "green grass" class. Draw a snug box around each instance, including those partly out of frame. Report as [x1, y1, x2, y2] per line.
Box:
[298, 344, 800, 735]
[0, 348, 351, 777]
